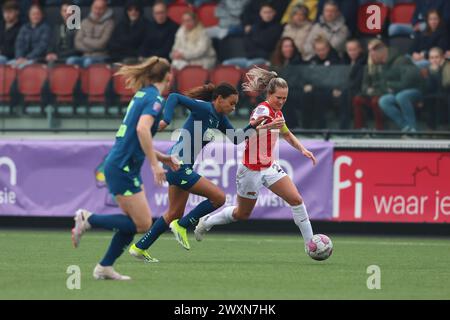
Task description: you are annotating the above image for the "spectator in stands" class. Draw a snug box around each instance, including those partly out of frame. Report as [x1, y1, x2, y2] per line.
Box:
[422, 47, 450, 129]
[11, 4, 50, 68]
[170, 11, 216, 70]
[389, 0, 450, 37]
[281, 3, 312, 61]
[0, 1, 21, 64]
[303, 0, 349, 61]
[334, 38, 367, 129]
[241, 0, 290, 34]
[206, 0, 250, 40]
[373, 41, 425, 132]
[301, 36, 342, 128]
[308, 35, 341, 65]
[108, 0, 147, 64]
[271, 37, 304, 67]
[68, 0, 114, 68]
[46, 1, 80, 66]
[139, 0, 178, 61]
[353, 40, 386, 130]
[282, 0, 319, 24]
[223, 3, 282, 68]
[316, 0, 358, 35]
[409, 10, 448, 70]
[271, 36, 304, 128]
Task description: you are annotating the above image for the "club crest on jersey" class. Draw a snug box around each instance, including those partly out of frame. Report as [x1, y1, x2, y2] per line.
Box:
[153, 101, 162, 112]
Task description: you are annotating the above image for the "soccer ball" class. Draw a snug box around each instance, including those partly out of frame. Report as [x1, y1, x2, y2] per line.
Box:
[306, 234, 333, 261]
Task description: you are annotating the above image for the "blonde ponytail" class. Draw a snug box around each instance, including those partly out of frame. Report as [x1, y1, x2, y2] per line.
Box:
[115, 56, 171, 92]
[242, 66, 288, 94]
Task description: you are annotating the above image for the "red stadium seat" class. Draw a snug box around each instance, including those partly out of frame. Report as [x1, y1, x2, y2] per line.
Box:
[167, 3, 192, 25]
[176, 66, 209, 94]
[390, 2, 416, 24]
[17, 64, 47, 104]
[112, 71, 134, 105]
[210, 65, 242, 87]
[357, 2, 389, 35]
[197, 3, 219, 27]
[81, 64, 112, 105]
[0, 65, 16, 104]
[49, 65, 80, 104]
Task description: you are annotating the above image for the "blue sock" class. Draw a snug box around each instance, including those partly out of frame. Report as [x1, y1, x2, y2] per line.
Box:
[88, 214, 136, 234]
[100, 231, 135, 266]
[136, 217, 169, 250]
[178, 200, 216, 228]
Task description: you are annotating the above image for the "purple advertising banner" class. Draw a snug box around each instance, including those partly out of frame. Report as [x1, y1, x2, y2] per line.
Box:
[0, 139, 333, 220]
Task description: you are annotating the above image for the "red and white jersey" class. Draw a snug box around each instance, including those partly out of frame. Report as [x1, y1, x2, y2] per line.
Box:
[243, 101, 284, 171]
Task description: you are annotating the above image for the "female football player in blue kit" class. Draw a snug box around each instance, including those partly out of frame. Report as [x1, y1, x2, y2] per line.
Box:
[71, 57, 179, 280]
[129, 82, 285, 261]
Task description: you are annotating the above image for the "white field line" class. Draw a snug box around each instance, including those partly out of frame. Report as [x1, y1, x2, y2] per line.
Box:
[0, 232, 449, 247]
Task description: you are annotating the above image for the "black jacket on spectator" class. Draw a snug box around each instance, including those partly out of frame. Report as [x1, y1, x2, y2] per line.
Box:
[15, 20, 51, 60]
[241, 0, 290, 26]
[343, 53, 367, 94]
[0, 21, 21, 59]
[48, 23, 79, 59]
[108, 2, 148, 61]
[245, 19, 283, 60]
[409, 27, 449, 57]
[139, 18, 178, 60]
[308, 47, 341, 66]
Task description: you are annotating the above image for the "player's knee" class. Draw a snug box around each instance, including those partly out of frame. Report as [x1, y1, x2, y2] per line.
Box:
[136, 218, 152, 233]
[210, 192, 226, 208]
[287, 195, 303, 207]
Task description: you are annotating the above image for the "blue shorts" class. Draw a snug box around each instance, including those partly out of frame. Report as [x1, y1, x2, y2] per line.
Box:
[104, 161, 143, 196]
[164, 163, 202, 191]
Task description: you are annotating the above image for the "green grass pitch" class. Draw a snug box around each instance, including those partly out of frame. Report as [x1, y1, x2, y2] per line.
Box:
[0, 229, 449, 299]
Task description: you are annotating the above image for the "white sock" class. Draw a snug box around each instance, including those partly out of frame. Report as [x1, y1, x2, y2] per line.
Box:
[292, 203, 313, 244]
[203, 206, 237, 230]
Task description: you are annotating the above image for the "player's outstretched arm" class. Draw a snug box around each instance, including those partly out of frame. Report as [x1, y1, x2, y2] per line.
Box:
[137, 115, 167, 185]
[282, 129, 317, 166]
[160, 93, 211, 130]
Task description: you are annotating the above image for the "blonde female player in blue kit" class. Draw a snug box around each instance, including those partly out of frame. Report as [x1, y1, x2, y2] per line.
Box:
[70, 57, 179, 280]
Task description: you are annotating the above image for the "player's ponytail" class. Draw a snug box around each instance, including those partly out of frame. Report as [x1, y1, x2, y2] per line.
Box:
[186, 83, 238, 101]
[242, 66, 288, 95]
[115, 56, 171, 92]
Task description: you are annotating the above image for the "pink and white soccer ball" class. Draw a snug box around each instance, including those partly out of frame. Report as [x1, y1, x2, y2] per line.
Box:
[306, 234, 333, 261]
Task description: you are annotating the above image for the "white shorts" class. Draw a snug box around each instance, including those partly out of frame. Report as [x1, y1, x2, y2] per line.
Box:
[236, 162, 287, 199]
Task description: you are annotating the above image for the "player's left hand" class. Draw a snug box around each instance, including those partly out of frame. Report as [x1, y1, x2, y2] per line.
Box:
[152, 164, 167, 186]
[162, 155, 180, 172]
[302, 148, 317, 166]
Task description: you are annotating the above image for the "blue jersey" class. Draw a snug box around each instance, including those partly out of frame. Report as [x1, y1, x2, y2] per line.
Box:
[106, 85, 164, 171]
[163, 93, 251, 165]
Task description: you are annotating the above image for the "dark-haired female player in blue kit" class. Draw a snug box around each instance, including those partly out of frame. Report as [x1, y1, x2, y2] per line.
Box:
[129, 83, 285, 261]
[71, 57, 179, 280]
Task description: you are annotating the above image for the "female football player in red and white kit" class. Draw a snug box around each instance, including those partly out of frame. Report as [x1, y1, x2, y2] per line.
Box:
[193, 66, 317, 250]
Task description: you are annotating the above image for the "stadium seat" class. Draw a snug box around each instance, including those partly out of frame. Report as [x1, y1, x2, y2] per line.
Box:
[197, 3, 219, 27]
[216, 36, 247, 62]
[81, 64, 112, 111]
[210, 65, 242, 87]
[176, 66, 209, 94]
[49, 65, 80, 106]
[357, 2, 389, 35]
[390, 2, 416, 24]
[0, 65, 16, 105]
[112, 70, 134, 112]
[167, 3, 192, 25]
[17, 64, 48, 112]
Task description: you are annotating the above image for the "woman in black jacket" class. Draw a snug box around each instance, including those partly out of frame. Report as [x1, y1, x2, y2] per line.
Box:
[410, 9, 449, 69]
[108, 0, 147, 63]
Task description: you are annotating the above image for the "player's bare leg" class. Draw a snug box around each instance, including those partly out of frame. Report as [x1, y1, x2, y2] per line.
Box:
[195, 196, 257, 241]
